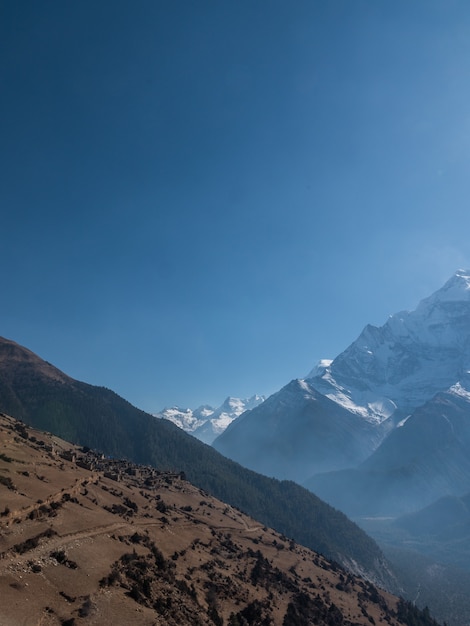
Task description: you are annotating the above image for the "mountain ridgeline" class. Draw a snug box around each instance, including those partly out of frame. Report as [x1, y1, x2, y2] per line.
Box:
[0, 336, 392, 588]
[154, 395, 265, 445]
[213, 270, 470, 519]
[214, 379, 382, 482]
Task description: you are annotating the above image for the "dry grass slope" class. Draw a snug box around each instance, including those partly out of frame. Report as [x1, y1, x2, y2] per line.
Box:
[0, 413, 438, 626]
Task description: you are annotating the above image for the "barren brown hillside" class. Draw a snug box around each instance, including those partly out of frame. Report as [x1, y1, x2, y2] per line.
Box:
[0, 413, 437, 626]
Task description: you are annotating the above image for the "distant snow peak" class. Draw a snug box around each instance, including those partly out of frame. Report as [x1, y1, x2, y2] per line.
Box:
[441, 268, 470, 299]
[416, 269, 470, 314]
[156, 405, 215, 434]
[154, 394, 265, 444]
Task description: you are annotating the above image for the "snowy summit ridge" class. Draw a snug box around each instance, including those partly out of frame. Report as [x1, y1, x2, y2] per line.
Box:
[155, 395, 265, 444]
[307, 269, 470, 422]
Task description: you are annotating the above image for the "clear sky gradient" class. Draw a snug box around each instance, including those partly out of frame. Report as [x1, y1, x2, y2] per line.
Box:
[2, 1, 470, 411]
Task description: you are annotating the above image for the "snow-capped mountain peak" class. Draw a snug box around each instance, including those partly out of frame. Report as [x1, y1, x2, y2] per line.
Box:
[211, 271, 470, 523]
[418, 269, 470, 307]
[155, 405, 215, 434]
[308, 269, 470, 422]
[154, 395, 265, 444]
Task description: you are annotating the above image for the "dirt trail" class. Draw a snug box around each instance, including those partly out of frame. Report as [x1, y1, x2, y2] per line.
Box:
[3, 474, 100, 526]
[0, 520, 127, 570]
[223, 504, 263, 533]
[0, 514, 184, 573]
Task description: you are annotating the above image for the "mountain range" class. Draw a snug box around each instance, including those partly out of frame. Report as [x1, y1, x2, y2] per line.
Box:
[0, 335, 392, 590]
[154, 395, 265, 444]
[2, 270, 470, 623]
[213, 270, 470, 520]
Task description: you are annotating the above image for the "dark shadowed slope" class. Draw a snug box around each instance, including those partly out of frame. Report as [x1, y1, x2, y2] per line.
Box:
[307, 388, 470, 517]
[214, 379, 380, 482]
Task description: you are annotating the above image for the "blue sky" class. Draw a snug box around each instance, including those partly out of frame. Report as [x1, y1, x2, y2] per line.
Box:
[1, 1, 470, 411]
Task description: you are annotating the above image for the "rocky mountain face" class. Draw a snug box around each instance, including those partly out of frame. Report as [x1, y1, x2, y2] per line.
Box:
[155, 395, 265, 444]
[307, 383, 470, 516]
[215, 379, 382, 482]
[0, 413, 433, 626]
[308, 269, 470, 423]
[213, 270, 470, 517]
